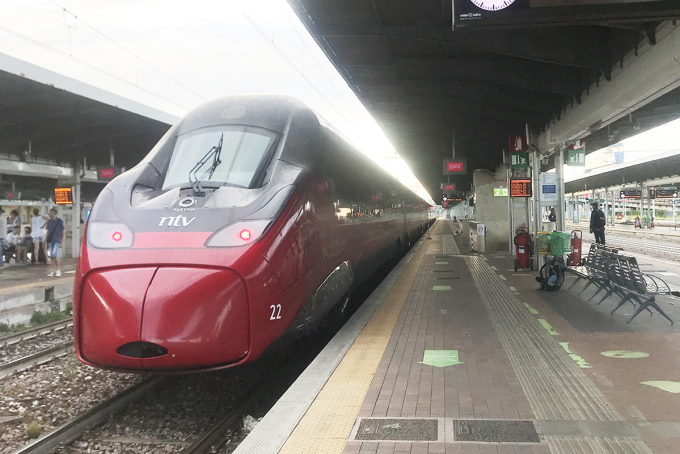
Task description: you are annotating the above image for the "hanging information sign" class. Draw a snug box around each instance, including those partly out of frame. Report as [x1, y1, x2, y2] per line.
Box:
[494, 188, 508, 197]
[655, 186, 678, 198]
[567, 149, 585, 166]
[443, 158, 467, 175]
[539, 172, 558, 202]
[510, 178, 532, 198]
[619, 188, 641, 199]
[510, 151, 529, 169]
[54, 187, 73, 205]
[441, 183, 456, 194]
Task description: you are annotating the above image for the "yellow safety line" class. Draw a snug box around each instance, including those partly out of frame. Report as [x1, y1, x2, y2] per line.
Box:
[280, 235, 428, 454]
[0, 277, 73, 296]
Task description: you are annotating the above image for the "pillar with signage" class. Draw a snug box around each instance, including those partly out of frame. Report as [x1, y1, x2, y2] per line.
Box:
[507, 135, 531, 255]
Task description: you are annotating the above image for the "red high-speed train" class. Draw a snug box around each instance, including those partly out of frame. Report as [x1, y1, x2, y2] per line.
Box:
[74, 95, 431, 372]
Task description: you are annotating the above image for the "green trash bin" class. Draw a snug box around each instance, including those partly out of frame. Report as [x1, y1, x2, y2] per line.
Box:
[549, 231, 572, 255]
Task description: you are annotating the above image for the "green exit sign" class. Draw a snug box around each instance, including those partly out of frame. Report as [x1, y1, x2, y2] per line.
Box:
[494, 188, 508, 197]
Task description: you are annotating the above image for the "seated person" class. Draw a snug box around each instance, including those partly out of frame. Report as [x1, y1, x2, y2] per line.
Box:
[634, 216, 641, 228]
[5, 226, 22, 263]
[20, 227, 34, 263]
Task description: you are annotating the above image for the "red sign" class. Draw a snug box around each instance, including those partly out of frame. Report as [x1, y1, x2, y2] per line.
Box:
[447, 162, 463, 172]
[567, 139, 585, 150]
[99, 168, 115, 179]
[5, 192, 14, 199]
[444, 184, 455, 191]
[443, 158, 467, 175]
[509, 135, 527, 152]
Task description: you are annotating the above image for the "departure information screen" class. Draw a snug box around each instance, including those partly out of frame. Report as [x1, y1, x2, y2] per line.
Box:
[510, 178, 532, 197]
[54, 187, 73, 205]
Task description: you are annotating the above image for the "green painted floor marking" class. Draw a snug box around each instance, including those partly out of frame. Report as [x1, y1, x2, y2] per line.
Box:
[498, 275, 507, 281]
[435, 261, 448, 265]
[491, 266, 497, 270]
[509, 286, 517, 292]
[601, 350, 649, 359]
[559, 342, 591, 368]
[523, 303, 539, 315]
[432, 285, 452, 291]
[641, 381, 680, 393]
[538, 319, 558, 335]
[420, 350, 463, 368]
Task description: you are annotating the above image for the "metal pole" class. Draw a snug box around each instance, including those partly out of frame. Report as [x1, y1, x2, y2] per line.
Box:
[71, 163, 81, 258]
[508, 164, 514, 254]
[532, 150, 541, 270]
[556, 146, 566, 232]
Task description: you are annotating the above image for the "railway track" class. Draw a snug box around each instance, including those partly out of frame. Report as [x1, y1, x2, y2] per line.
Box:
[0, 319, 73, 348]
[1, 319, 74, 379]
[10, 358, 295, 454]
[580, 231, 680, 262]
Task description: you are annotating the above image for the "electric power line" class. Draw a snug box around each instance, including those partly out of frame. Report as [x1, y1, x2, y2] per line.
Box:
[48, 0, 208, 102]
[0, 24, 192, 111]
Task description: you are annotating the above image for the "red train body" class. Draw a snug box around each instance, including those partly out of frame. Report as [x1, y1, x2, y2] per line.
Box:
[74, 96, 430, 372]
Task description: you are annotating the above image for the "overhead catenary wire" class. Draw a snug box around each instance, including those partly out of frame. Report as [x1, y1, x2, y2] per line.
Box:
[240, 11, 358, 132]
[48, 0, 208, 103]
[0, 24, 192, 111]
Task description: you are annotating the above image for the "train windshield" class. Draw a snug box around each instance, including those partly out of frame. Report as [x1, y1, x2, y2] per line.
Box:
[163, 126, 276, 190]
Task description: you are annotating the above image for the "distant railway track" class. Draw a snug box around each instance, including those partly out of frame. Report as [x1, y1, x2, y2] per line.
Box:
[0, 319, 73, 348]
[0, 342, 73, 380]
[1, 319, 74, 379]
[580, 231, 680, 262]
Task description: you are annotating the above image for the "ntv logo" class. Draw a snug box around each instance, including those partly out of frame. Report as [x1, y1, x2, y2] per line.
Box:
[159, 215, 196, 227]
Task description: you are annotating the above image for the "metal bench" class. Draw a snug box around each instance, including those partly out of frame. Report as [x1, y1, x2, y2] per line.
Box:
[608, 254, 678, 325]
[566, 244, 618, 293]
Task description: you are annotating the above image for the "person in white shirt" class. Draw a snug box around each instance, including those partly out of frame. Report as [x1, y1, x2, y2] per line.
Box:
[31, 208, 50, 265]
[6, 226, 25, 263]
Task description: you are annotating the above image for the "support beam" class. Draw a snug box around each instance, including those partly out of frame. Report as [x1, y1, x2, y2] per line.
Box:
[538, 22, 680, 151]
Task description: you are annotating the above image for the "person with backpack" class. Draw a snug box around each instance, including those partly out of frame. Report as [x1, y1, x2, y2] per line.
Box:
[590, 202, 606, 245]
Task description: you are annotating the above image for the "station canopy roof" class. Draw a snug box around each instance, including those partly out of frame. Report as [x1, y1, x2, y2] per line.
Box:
[0, 66, 170, 172]
[0, 57, 173, 201]
[565, 150, 680, 193]
[287, 0, 680, 198]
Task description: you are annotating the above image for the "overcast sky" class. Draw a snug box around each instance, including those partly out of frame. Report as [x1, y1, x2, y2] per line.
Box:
[0, 0, 434, 204]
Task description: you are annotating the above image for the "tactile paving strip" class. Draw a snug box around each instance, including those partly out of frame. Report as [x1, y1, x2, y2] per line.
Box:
[466, 256, 653, 453]
[273, 233, 430, 454]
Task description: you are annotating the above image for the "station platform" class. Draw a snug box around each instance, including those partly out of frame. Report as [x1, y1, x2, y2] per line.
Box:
[236, 219, 680, 454]
[0, 258, 76, 325]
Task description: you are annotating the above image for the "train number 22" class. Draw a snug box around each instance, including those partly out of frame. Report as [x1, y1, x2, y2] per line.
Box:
[270, 304, 282, 320]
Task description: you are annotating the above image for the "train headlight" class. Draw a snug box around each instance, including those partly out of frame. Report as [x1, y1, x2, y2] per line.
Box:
[205, 220, 271, 247]
[88, 222, 134, 249]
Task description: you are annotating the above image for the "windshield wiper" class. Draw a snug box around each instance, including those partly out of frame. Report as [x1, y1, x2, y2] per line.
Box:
[189, 134, 223, 196]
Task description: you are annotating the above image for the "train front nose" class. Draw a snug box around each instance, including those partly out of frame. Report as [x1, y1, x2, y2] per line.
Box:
[79, 267, 250, 370]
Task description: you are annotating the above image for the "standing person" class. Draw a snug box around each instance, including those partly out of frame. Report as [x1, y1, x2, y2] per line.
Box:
[0, 209, 6, 267]
[589, 202, 606, 245]
[9, 210, 21, 230]
[548, 207, 557, 231]
[31, 208, 50, 265]
[45, 208, 64, 277]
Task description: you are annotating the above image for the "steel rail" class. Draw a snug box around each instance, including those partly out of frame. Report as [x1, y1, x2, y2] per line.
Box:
[0, 319, 73, 348]
[0, 342, 73, 379]
[180, 383, 265, 454]
[12, 377, 163, 454]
